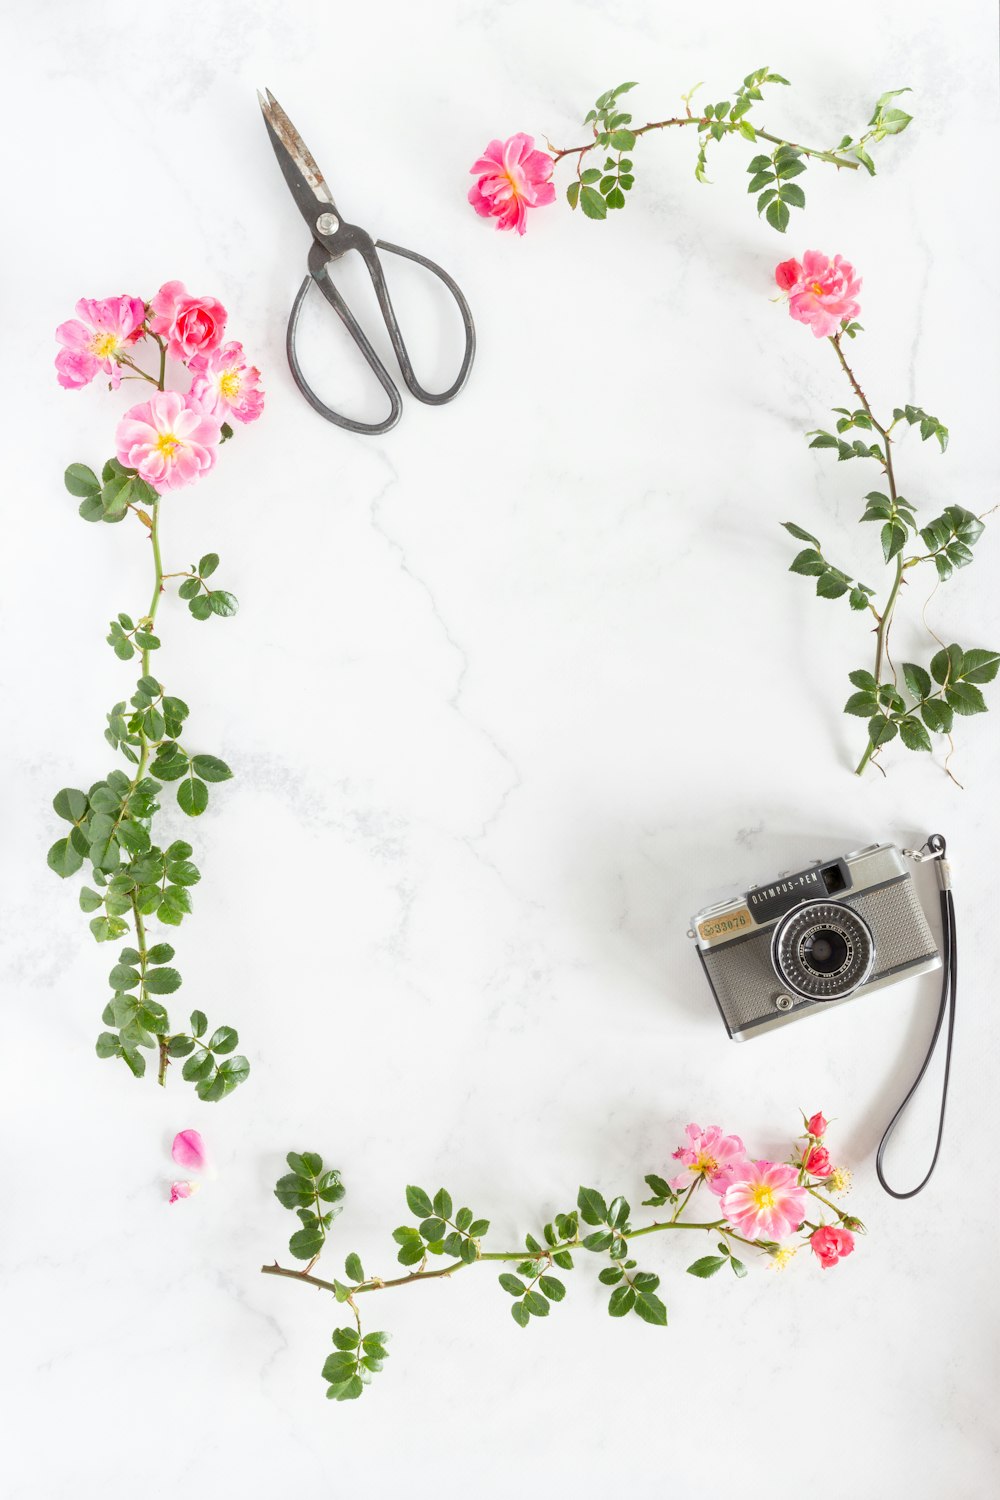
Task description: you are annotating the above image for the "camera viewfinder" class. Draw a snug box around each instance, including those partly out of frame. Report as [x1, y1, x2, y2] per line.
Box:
[821, 861, 849, 895]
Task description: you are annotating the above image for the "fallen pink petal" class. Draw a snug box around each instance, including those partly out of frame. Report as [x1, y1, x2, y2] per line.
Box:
[172, 1128, 208, 1172]
[169, 1181, 198, 1204]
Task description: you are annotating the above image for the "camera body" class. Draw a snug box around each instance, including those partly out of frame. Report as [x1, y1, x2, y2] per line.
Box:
[690, 843, 941, 1041]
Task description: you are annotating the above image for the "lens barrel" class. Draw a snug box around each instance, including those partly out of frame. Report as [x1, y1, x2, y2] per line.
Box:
[770, 900, 876, 1001]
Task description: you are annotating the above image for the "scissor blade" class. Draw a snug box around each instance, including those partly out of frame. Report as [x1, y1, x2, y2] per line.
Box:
[259, 88, 336, 225]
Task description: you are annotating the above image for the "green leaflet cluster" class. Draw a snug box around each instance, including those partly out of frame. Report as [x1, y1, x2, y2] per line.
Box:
[558, 71, 911, 229]
[783, 330, 995, 777]
[48, 460, 248, 1096]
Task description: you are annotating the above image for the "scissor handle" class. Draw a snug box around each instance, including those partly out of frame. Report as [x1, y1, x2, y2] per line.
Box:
[286, 237, 476, 435]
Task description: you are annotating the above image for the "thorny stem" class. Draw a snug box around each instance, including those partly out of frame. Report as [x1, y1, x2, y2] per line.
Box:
[828, 333, 907, 777]
[549, 116, 861, 170]
[260, 1210, 793, 1299]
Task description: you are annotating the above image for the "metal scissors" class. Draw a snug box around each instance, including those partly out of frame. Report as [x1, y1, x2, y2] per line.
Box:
[259, 89, 476, 434]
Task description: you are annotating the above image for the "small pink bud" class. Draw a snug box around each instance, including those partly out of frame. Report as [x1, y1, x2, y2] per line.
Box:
[172, 1129, 208, 1173]
[775, 257, 802, 291]
[806, 1112, 828, 1137]
[169, 1181, 198, 1204]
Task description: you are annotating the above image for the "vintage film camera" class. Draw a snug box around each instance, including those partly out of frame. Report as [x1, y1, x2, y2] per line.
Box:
[690, 842, 942, 1042]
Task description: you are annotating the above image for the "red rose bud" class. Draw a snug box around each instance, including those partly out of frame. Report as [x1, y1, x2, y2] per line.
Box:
[805, 1145, 831, 1176]
[806, 1112, 828, 1137]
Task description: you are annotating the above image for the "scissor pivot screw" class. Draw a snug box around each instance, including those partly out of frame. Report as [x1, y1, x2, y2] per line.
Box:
[316, 212, 340, 236]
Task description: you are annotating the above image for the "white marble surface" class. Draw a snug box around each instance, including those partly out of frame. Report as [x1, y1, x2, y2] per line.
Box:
[2, 1, 999, 1495]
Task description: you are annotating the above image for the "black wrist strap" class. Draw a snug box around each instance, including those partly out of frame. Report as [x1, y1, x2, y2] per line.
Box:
[876, 834, 956, 1199]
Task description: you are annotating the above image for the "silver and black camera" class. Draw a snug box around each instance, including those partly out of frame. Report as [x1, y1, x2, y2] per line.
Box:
[691, 843, 941, 1041]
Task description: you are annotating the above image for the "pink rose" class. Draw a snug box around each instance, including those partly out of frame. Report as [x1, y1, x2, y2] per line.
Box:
[190, 340, 265, 423]
[150, 280, 227, 363]
[54, 294, 147, 389]
[810, 1224, 855, 1268]
[806, 1112, 829, 1137]
[775, 251, 862, 338]
[805, 1145, 832, 1177]
[468, 133, 556, 235]
[116, 390, 222, 492]
[721, 1160, 808, 1242]
[669, 1123, 748, 1198]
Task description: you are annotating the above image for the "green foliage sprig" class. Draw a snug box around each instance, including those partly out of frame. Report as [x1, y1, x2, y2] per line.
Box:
[50, 316, 252, 1098]
[262, 1122, 864, 1404]
[551, 72, 911, 229]
[782, 327, 996, 781]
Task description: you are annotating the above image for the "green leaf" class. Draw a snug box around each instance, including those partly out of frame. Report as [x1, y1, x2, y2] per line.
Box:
[921, 699, 953, 734]
[580, 186, 608, 220]
[608, 1285, 635, 1317]
[432, 1187, 453, 1221]
[946, 681, 987, 716]
[275, 1173, 315, 1209]
[782, 521, 821, 547]
[961, 649, 1000, 685]
[190, 754, 232, 783]
[931, 644, 964, 686]
[208, 1025, 238, 1053]
[765, 197, 790, 233]
[289, 1224, 326, 1260]
[189, 595, 213, 621]
[144, 966, 182, 994]
[510, 1301, 530, 1328]
[633, 1290, 668, 1325]
[687, 1255, 727, 1278]
[789, 548, 826, 577]
[405, 1185, 434, 1218]
[816, 570, 849, 599]
[198, 553, 220, 577]
[868, 715, 899, 747]
[178, 778, 209, 816]
[95, 1031, 121, 1059]
[609, 128, 636, 150]
[331, 1327, 360, 1351]
[538, 1275, 565, 1302]
[345, 1253, 364, 1283]
[523, 1291, 549, 1317]
[189, 1009, 207, 1037]
[577, 1186, 608, 1226]
[730, 1256, 749, 1279]
[499, 1273, 526, 1295]
[566, 181, 580, 209]
[47, 836, 84, 878]
[208, 591, 239, 618]
[881, 520, 907, 562]
[899, 717, 932, 752]
[65, 463, 101, 498]
[902, 663, 932, 700]
[419, 1216, 447, 1241]
[218, 1055, 249, 1088]
[53, 787, 88, 822]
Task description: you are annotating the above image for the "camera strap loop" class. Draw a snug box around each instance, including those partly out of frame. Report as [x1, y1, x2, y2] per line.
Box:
[876, 834, 956, 1199]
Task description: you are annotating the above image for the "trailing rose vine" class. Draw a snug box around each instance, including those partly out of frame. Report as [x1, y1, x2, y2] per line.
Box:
[262, 1114, 863, 1402]
[49, 286, 263, 1096]
[469, 70, 912, 234]
[774, 252, 997, 780]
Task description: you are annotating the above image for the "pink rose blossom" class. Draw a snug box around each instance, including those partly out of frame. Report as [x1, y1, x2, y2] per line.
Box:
[116, 390, 222, 492]
[669, 1123, 748, 1197]
[150, 280, 227, 363]
[171, 1129, 208, 1172]
[805, 1145, 832, 1177]
[169, 1181, 197, 1204]
[806, 1112, 829, 1137]
[775, 251, 862, 338]
[54, 294, 147, 389]
[721, 1161, 808, 1242]
[810, 1224, 855, 1268]
[468, 134, 556, 235]
[190, 341, 265, 423]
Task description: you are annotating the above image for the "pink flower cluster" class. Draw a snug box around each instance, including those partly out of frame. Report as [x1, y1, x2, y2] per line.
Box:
[54, 281, 264, 494]
[469, 133, 556, 234]
[774, 250, 862, 338]
[669, 1112, 857, 1269]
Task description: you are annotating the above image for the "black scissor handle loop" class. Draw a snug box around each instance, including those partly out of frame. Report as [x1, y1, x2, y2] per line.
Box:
[369, 239, 477, 406]
[286, 238, 476, 435]
[286, 246, 402, 435]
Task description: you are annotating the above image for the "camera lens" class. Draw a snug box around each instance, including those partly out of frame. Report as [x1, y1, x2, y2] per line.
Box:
[770, 901, 875, 1001]
[799, 926, 851, 976]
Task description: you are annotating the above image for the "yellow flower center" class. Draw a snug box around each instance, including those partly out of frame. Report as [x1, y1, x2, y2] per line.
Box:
[811, 281, 825, 296]
[694, 1152, 719, 1176]
[219, 370, 241, 399]
[155, 432, 179, 458]
[750, 1183, 776, 1211]
[91, 332, 119, 358]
